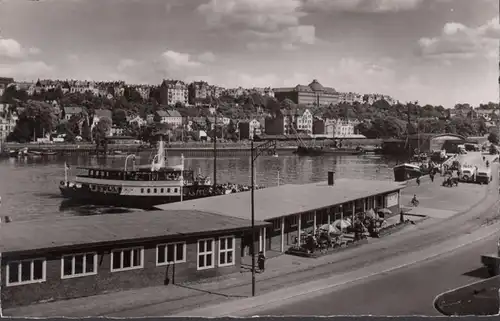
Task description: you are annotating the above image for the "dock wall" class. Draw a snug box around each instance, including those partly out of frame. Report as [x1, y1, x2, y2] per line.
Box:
[2, 143, 297, 157]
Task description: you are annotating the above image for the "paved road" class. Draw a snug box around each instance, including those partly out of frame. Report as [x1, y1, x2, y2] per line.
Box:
[6, 161, 499, 318]
[251, 233, 498, 316]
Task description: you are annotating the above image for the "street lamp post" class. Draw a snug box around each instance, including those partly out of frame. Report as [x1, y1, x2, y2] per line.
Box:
[250, 139, 277, 297]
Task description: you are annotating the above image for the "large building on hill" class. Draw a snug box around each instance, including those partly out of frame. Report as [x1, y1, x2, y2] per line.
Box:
[161, 80, 188, 106]
[273, 79, 341, 107]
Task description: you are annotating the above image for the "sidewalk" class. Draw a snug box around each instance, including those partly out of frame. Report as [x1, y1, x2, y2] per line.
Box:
[4, 165, 497, 317]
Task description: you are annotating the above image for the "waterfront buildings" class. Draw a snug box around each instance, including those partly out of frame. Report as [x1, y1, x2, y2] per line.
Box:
[0, 112, 16, 141]
[273, 79, 341, 107]
[0, 210, 269, 308]
[325, 119, 357, 138]
[265, 108, 314, 135]
[238, 119, 262, 140]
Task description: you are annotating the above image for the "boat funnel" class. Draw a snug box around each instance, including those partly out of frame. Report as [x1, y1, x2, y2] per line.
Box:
[328, 171, 335, 186]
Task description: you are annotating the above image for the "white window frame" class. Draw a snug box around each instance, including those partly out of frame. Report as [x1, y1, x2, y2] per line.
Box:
[156, 242, 187, 266]
[110, 247, 144, 272]
[218, 236, 235, 267]
[60, 252, 98, 279]
[197, 238, 215, 271]
[6, 258, 47, 286]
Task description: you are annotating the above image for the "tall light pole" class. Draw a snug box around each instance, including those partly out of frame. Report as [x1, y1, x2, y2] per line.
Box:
[213, 104, 217, 188]
[250, 139, 276, 297]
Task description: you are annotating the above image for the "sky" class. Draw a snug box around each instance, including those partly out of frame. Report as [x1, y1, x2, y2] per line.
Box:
[0, 0, 498, 108]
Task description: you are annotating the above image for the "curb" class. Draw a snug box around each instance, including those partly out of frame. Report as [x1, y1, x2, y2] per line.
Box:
[433, 272, 500, 316]
[177, 217, 500, 317]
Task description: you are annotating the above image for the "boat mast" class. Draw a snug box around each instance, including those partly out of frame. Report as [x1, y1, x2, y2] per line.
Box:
[407, 103, 412, 161]
[180, 153, 184, 202]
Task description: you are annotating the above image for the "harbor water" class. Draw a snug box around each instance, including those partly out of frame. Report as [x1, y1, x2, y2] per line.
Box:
[0, 153, 399, 222]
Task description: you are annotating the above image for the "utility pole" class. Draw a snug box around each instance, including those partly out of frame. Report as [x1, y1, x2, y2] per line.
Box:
[213, 104, 217, 188]
[249, 139, 276, 297]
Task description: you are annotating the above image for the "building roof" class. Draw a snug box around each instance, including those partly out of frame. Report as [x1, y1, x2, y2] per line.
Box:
[94, 109, 112, 119]
[156, 110, 168, 117]
[167, 110, 182, 117]
[309, 79, 325, 91]
[64, 106, 84, 114]
[157, 179, 404, 221]
[0, 210, 270, 254]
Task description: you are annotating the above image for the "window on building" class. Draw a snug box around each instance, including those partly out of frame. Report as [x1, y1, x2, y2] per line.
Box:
[161, 188, 164, 193]
[147, 188, 151, 194]
[167, 188, 171, 193]
[218, 236, 235, 267]
[61, 252, 97, 278]
[7, 259, 46, 286]
[197, 239, 215, 270]
[111, 247, 143, 272]
[174, 188, 178, 193]
[154, 188, 157, 193]
[156, 242, 186, 265]
[141, 188, 144, 193]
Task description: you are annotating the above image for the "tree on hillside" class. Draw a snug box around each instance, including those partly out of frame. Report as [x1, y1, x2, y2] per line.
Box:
[488, 132, 499, 145]
[1, 86, 28, 103]
[92, 116, 112, 148]
[81, 119, 91, 141]
[112, 108, 128, 127]
[226, 119, 238, 141]
[124, 87, 143, 103]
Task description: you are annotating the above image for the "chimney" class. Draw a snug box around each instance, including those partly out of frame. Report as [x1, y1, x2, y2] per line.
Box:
[328, 171, 335, 186]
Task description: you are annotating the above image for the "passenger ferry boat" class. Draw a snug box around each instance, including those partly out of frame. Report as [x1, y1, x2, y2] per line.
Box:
[59, 138, 217, 208]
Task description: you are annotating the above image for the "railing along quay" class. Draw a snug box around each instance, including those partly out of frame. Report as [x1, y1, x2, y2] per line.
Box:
[2, 142, 297, 157]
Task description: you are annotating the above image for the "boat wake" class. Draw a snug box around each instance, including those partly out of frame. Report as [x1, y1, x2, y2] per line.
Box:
[59, 200, 145, 216]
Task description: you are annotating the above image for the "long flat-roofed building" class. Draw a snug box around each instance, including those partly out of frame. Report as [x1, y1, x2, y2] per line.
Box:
[273, 79, 341, 107]
[158, 175, 405, 256]
[0, 210, 269, 308]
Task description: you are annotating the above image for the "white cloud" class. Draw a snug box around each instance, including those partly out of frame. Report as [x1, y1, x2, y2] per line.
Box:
[198, 0, 315, 51]
[0, 37, 42, 59]
[117, 58, 140, 72]
[28, 47, 41, 55]
[0, 38, 24, 58]
[0, 61, 53, 80]
[198, 51, 216, 63]
[160, 50, 203, 69]
[418, 16, 500, 60]
[67, 54, 80, 63]
[302, 0, 424, 13]
[198, 0, 306, 32]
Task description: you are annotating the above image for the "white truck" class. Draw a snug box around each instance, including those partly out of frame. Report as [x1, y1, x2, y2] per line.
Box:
[481, 238, 500, 276]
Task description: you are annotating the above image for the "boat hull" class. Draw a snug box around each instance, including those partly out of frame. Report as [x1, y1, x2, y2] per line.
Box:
[294, 146, 364, 156]
[59, 184, 230, 209]
[393, 164, 428, 182]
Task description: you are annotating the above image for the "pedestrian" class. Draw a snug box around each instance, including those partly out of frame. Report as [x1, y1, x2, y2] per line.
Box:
[416, 176, 421, 186]
[430, 173, 434, 182]
[258, 251, 266, 273]
[400, 209, 405, 223]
